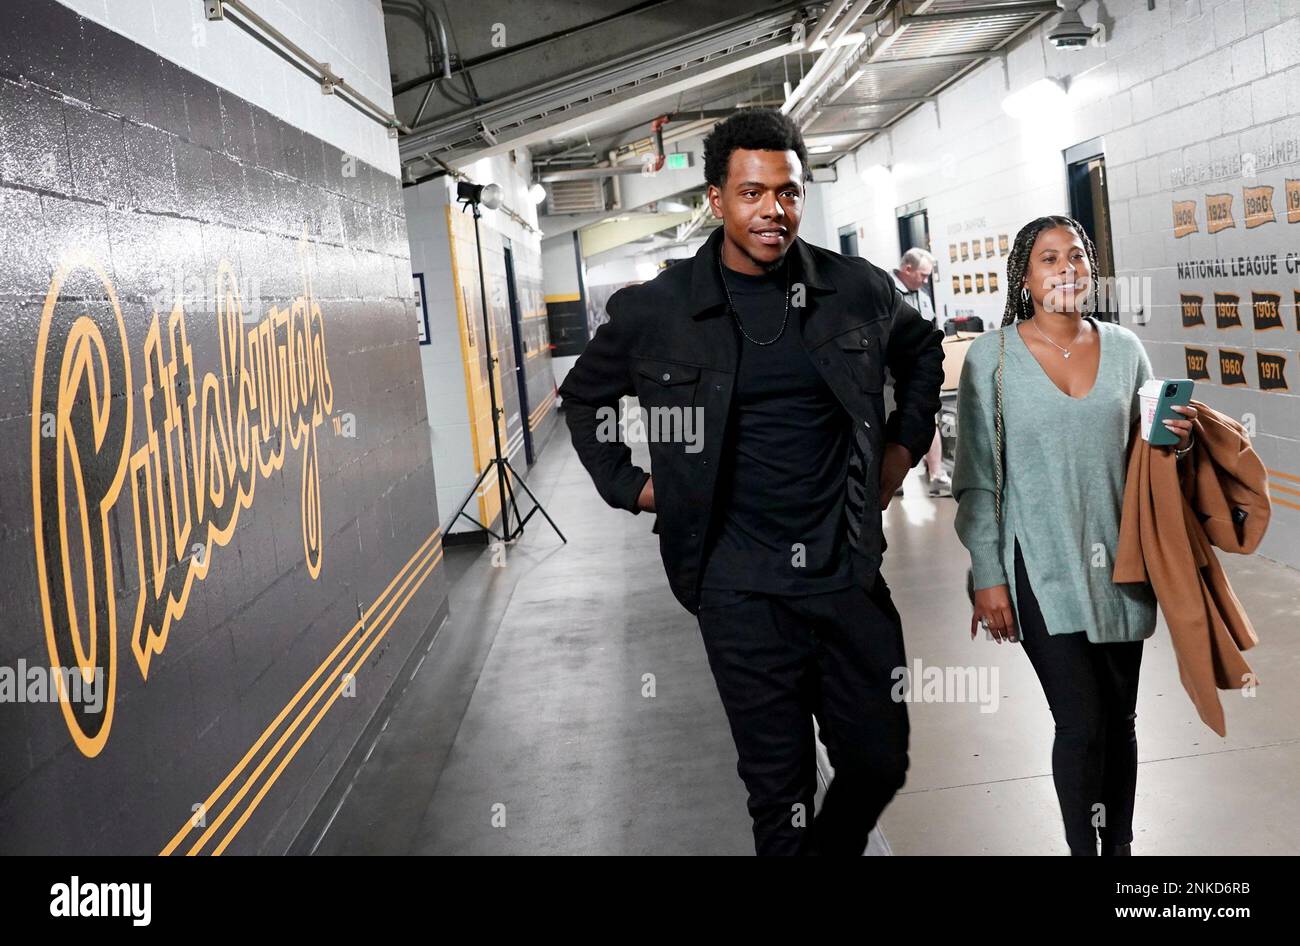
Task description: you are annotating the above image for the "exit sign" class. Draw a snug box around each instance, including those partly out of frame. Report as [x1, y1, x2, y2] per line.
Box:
[665, 152, 691, 170]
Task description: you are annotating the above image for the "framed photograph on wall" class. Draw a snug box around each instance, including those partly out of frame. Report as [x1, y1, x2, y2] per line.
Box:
[413, 272, 430, 345]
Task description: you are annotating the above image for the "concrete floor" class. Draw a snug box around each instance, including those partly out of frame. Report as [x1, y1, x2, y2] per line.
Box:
[315, 418, 1300, 856]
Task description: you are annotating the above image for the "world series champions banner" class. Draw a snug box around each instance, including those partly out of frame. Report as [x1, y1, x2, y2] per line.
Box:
[0, 0, 447, 854]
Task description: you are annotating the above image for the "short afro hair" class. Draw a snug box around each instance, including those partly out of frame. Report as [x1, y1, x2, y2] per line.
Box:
[702, 107, 810, 189]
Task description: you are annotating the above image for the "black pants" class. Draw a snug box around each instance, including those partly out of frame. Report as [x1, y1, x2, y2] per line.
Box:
[1013, 540, 1144, 855]
[695, 575, 910, 856]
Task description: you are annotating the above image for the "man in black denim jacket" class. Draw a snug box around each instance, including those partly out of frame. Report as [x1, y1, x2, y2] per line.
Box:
[558, 109, 943, 855]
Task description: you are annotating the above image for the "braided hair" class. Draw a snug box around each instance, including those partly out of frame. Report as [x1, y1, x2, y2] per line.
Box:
[1000, 215, 1101, 327]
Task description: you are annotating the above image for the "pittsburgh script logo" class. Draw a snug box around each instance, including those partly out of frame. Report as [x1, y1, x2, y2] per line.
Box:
[31, 231, 334, 757]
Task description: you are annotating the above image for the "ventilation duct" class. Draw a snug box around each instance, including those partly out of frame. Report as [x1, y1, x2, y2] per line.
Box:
[544, 178, 616, 214]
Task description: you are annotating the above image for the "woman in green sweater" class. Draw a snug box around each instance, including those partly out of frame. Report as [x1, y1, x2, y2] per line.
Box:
[952, 215, 1196, 856]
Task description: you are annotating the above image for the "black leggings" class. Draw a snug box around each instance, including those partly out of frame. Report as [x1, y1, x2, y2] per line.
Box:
[1013, 540, 1144, 855]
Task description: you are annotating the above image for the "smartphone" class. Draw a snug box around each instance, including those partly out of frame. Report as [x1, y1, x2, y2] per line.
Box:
[1143, 378, 1195, 447]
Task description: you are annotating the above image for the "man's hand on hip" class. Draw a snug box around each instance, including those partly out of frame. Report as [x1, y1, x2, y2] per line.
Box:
[879, 443, 912, 509]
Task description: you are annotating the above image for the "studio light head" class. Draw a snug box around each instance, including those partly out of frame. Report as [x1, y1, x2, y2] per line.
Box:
[456, 180, 503, 209]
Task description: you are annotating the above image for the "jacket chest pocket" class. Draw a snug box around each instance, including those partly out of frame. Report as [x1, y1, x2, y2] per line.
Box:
[837, 329, 886, 394]
[633, 358, 701, 408]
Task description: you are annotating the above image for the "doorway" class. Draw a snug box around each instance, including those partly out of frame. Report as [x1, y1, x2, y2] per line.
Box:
[502, 241, 535, 466]
[1065, 138, 1118, 322]
[896, 203, 935, 309]
[838, 224, 859, 257]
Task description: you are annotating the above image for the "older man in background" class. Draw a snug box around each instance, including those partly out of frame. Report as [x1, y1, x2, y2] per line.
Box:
[890, 248, 950, 497]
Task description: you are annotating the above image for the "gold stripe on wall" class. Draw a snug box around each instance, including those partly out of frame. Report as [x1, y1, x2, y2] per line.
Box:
[529, 387, 557, 428]
[1266, 470, 1300, 511]
[210, 545, 443, 855]
[160, 529, 443, 856]
[544, 292, 580, 303]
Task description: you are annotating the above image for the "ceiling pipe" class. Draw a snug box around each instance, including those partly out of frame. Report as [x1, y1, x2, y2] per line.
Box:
[650, 114, 668, 173]
[804, 126, 885, 136]
[607, 118, 715, 165]
[208, 0, 410, 134]
[794, 0, 904, 125]
[899, 2, 1059, 26]
[818, 96, 935, 108]
[824, 0, 877, 50]
[400, 4, 806, 163]
[383, 0, 450, 86]
[782, 2, 862, 114]
[536, 110, 715, 182]
[785, 0, 886, 123]
[538, 166, 651, 182]
[804, 0, 851, 51]
[391, 0, 680, 99]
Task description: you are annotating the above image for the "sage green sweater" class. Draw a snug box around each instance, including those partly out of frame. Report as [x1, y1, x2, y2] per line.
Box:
[952, 318, 1157, 644]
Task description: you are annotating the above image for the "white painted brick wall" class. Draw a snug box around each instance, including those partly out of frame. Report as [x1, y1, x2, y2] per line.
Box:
[57, 0, 398, 172]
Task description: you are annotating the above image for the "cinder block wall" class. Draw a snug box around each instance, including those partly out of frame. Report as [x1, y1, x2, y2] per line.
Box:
[0, 0, 448, 853]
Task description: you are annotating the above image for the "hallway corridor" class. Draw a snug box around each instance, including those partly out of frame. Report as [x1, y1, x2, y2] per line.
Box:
[316, 418, 1300, 856]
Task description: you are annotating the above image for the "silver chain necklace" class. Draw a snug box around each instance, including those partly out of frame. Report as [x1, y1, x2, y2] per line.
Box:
[718, 250, 790, 346]
[1031, 314, 1087, 358]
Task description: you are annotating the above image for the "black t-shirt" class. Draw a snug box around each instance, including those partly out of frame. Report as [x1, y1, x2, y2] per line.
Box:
[699, 257, 856, 595]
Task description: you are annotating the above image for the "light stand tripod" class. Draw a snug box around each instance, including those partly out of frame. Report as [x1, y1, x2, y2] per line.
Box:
[447, 180, 565, 545]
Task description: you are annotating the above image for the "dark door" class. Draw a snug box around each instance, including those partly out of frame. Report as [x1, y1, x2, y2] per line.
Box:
[896, 209, 935, 308]
[838, 225, 859, 257]
[1067, 148, 1117, 322]
[502, 243, 535, 466]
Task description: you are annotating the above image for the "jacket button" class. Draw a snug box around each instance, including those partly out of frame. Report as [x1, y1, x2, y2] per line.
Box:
[662, 372, 671, 381]
[820, 358, 829, 365]
[860, 338, 870, 347]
